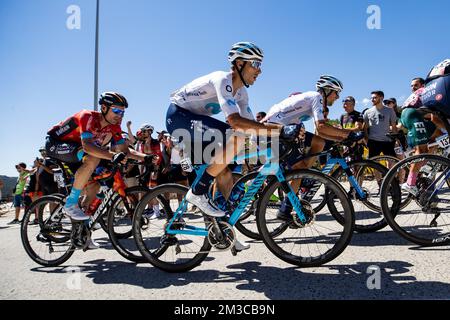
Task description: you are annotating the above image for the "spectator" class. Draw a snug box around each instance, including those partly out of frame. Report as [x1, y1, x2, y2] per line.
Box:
[255, 112, 266, 122]
[121, 133, 141, 187]
[340, 96, 364, 161]
[156, 130, 172, 186]
[8, 163, 30, 224]
[340, 96, 363, 131]
[363, 91, 398, 158]
[126, 121, 138, 147]
[23, 159, 43, 225]
[411, 77, 425, 93]
[138, 124, 163, 218]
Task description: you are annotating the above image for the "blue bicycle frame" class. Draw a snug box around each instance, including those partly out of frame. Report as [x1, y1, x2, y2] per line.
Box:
[164, 147, 308, 237]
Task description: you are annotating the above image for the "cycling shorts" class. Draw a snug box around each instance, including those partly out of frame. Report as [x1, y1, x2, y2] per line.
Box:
[400, 108, 436, 148]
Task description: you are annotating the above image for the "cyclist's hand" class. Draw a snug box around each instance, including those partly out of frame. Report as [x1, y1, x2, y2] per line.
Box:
[346, 131, 365, 143]
[280, 124, 305, 141]
[112, 152, 127, 165]
[144, 155, 157, 166]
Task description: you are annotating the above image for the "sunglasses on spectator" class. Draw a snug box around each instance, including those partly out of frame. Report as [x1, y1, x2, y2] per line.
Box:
[248, 60, 262, 69]
[343, 99, 353, 103]
[111, 107, 125, 117]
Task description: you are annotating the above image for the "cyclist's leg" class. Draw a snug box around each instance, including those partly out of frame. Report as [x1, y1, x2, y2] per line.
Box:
[166, 104, 232, 217]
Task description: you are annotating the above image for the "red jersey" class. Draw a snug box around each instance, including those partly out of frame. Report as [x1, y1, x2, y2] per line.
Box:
[48, 110, 124, 146]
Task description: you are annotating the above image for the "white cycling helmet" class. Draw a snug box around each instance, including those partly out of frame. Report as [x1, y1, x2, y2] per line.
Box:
[427, 59, 450, 79]
[228, 42, 264, 63]
[316, 75, 344, 93]
[140, 124, 154, 132]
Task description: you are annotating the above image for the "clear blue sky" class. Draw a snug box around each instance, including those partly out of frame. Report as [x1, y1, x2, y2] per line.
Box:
[1, 0, 449, 176]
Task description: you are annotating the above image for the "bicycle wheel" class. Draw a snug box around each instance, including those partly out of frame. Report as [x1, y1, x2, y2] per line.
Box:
[21, 195, 75, 267]
[256, 169, 355, 267]
[132, 184, 211, 272]
[107, 186, 149, 263]
[328, 160, 399, 233]
[381, 154, 450, 246]
[371, 155, 412, 209]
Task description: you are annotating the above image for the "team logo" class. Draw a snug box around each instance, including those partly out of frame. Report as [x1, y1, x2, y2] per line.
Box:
[436, 94, 443, 101]
[226, 85, 232, 93]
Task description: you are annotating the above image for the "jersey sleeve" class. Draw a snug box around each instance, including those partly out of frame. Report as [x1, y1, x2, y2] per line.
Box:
[78, 111, 95, 140]
[311, 93, 325, 122]
[236, 89, 255, 120]
[212, 75, 241, 118]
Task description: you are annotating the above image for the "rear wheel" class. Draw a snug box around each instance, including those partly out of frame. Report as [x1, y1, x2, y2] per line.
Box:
[107, 186, 150, 263]
[133, 184, 212, 272]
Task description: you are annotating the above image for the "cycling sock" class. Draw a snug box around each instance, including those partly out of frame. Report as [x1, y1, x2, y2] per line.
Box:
[65, 188, 82, 207]
[407, 172, 418, 186]
[192, 171, 215, 196]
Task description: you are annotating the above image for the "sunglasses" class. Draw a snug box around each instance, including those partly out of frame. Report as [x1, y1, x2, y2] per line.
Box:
[343, 99, 353, 103]
[111, 107, 125, 117]
[249, 60, 262, 69]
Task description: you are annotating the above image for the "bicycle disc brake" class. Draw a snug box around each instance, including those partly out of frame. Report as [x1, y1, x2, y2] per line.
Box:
[207, 220, 236, 251]
[292, 199, 315, 228]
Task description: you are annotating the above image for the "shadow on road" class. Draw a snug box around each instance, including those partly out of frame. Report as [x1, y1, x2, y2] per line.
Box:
[30, 258, 450, 300]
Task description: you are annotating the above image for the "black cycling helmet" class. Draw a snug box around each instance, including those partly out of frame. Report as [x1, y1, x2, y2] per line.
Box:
[99, 92, 128, 108]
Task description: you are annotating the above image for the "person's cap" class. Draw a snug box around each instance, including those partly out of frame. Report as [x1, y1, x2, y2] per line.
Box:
[342, 96, 356, 104]
[157, 130, 169, 135]
[39, 146, 46, 152]
[15, 162, 26, 169]
[384, 97, 397, 105]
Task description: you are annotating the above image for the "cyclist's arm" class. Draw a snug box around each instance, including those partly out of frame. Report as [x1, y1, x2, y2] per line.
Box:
[227, 113, 283, 136]
[126, 123, 137, 145]
[315, 120, 351, 141]
[81, 139, 117, 160]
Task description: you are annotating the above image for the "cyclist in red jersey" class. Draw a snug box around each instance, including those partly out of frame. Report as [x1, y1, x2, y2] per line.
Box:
[46, 92, 153, 221]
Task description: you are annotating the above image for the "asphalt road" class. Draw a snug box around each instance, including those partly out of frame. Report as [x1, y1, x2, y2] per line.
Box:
[1, 206, 449, 300]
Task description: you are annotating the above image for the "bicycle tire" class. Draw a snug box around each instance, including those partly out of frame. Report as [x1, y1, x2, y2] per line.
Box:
[133, 184, 211, 272]
[328, 160, 397, 233]
[21, 195, 75, 267]
[107, 186, 149, 263]
[256, 169, 355, 267]
[380, 154, 450, 246]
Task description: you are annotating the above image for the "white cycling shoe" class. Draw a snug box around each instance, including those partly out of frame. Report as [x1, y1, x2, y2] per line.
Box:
[186, 190, 226, 218]
[64, 205, 90, 221]
[234, 239, 250, 251]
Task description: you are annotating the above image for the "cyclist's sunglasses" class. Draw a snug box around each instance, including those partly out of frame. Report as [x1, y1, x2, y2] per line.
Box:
[110, 107, 125, 117]
[248, 60, 262, 69]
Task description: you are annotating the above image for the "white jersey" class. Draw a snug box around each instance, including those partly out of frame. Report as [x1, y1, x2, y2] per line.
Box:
[170, 71, 254, 120]
[264, 91, 325, 125]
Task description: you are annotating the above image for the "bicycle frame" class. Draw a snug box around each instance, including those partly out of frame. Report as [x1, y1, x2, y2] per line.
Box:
[300, 146, 368, 202]
[164, 147, 308, 237]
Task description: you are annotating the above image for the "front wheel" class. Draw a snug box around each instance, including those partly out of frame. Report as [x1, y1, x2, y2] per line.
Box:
[256, 169, 355, 267]
[380, 154, 450, 246]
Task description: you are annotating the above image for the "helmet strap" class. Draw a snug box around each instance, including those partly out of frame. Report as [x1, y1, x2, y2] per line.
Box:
[233, 61, 249, 88]
[101, 105, 116, 126]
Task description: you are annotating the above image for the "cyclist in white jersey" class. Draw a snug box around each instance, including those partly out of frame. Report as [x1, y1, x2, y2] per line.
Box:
[263, 75, 364, 220]
[166, 42, 304, 250]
